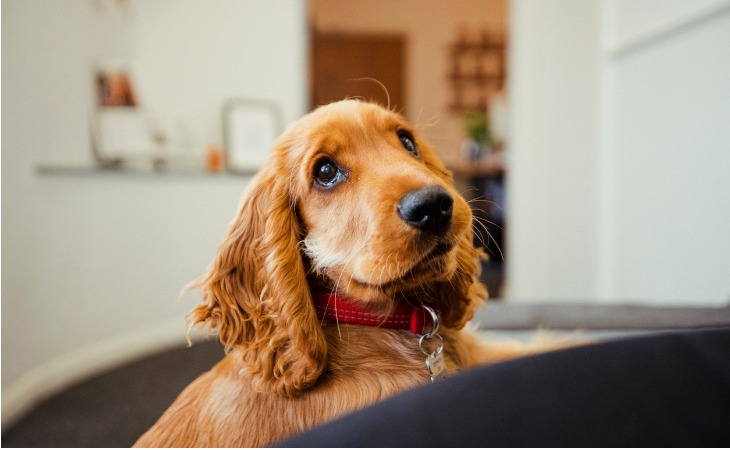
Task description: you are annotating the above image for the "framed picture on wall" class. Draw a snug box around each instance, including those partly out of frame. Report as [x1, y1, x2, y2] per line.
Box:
[223, 99, 283, 173]
[91, 61, 160, 168]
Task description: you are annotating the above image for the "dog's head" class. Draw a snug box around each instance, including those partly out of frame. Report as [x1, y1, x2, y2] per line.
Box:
[189, 100, 486, 396]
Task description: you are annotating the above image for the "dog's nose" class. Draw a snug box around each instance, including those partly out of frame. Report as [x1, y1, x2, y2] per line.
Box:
[397, 185, 453, 234]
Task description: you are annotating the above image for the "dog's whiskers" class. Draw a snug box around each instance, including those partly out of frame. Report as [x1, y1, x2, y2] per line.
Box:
[471, 216, 504, 261]
[459, 187, 483, 198]
[466, 196, 504, 215]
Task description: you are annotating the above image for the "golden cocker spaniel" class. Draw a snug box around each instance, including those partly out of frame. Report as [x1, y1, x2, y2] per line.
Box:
[134, 100, 555, 447]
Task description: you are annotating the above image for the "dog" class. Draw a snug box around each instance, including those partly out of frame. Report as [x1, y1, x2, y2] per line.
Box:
[134, 100, 560, 447]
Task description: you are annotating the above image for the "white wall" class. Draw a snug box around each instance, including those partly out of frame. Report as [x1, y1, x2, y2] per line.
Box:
[1, 0, 308, 428]
[507, 0, 604, 302]
[507, 0, 730, 305]
[130, 0, 309, 151]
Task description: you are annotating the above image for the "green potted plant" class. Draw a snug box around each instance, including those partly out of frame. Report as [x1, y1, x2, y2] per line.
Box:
[461, 110, 492, 161]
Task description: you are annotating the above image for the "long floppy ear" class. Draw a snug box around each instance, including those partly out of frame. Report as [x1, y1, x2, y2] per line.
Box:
[188, 153, 327, 397]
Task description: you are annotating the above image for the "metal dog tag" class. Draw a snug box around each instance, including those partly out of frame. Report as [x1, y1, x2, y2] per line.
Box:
[426, 350, 448, 382]
[418, 307, 447, 382]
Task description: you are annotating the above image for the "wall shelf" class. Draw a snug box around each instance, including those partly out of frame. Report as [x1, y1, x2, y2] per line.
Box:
[35, 164, 258, 178]
[447, 32, 506, 112]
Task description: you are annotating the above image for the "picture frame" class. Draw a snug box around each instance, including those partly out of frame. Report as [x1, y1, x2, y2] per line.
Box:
[90, 62, 160, 168]
[223, 99, 283, 173]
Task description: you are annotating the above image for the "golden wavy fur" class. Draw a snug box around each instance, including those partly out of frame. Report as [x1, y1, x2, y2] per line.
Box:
[134, 100, 560, 447]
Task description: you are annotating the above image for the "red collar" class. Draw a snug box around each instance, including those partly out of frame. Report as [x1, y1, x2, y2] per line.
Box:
[312, 291, 435, 335]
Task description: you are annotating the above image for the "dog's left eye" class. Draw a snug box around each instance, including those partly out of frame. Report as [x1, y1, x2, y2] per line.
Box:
[313, 158, 342, 188]
[398, 131, 419, 157]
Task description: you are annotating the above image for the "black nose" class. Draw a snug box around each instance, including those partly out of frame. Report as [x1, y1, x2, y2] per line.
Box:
[397, 185, 454, 234]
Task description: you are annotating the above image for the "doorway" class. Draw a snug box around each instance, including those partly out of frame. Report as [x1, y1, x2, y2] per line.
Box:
[310, 32, 406, 112]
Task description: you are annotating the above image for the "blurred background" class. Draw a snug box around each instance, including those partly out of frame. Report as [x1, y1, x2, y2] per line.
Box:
[3, 0, 730, 444]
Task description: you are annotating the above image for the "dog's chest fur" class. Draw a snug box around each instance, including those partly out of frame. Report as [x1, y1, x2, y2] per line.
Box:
[137, 325, 465, 447]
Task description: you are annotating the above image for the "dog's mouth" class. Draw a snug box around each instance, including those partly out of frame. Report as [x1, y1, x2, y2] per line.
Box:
[346, 239, 456, 291]
[423, 240, 454, 260]
[398, 239, 456, 280]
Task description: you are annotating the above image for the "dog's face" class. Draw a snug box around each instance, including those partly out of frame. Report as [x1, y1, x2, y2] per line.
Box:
[287, 101, 472, 306]
[190, 100, 485, 396]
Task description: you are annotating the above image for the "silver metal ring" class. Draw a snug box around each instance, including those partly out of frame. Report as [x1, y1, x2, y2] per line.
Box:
[418, 332, 444, 357]
[421, 305, 439, 338]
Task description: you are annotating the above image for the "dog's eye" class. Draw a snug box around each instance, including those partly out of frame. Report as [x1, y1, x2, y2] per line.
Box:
[398, 131, 419, 157]
[313, 158, 342, 187]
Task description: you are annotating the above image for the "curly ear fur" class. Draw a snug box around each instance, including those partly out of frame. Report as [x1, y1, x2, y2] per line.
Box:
[418, 155, 488, 330]
[188, 153, 327, 397]
[429, 230, 488, 330]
